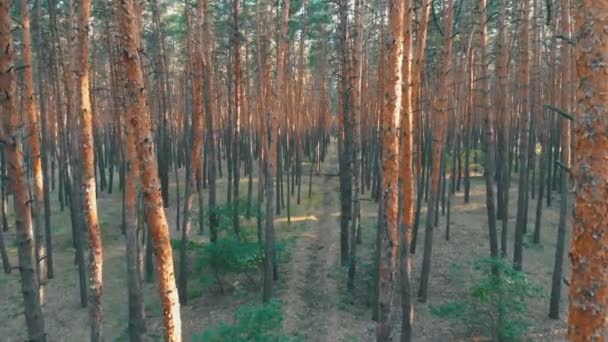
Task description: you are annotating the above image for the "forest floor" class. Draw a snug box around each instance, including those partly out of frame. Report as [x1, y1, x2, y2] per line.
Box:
[0, 140, 569, 341]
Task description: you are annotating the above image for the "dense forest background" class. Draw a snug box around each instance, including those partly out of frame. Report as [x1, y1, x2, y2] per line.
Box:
[1, 0, 607, 340]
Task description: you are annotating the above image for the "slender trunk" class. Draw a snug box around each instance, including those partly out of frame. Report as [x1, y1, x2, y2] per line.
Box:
[347, 0, 363, 291]
[115, 0, 182, 338]
[179, 0, 205, 305]
[398, 1, 413, 339]
[22, 0, 47, 293]
[76, 0, 104, 339]
[513, 0, 531, 271]
[232, 0, 242, 238]
[549, 0, 571, 319]
[480, 0, 499, 260]
[0, 2, 46, 339]
[376, 0, 404, 337]
[418, 0, 453, 303]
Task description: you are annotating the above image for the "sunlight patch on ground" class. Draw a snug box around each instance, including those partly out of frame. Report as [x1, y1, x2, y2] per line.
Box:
[275, 215, 318, 223]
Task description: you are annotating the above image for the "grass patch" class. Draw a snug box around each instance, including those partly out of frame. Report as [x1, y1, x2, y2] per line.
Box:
[430, 257, 542, 341]
[194, 300, 297, 342]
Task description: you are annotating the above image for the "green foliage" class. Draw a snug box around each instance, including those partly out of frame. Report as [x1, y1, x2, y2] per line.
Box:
[430, 257, 541, 341]
[194, 300, 292, 342]
[206, 199, 262, 241]
[198, 238, 263, 274]
[445, 147, 486, 175]
[191, 237, 262, 291]
[430, 301, 467, 320]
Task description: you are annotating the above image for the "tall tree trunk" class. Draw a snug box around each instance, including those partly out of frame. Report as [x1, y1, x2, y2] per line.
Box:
[549, 0, 571, 319]
[76, 0, 104, 339]
[399, 1, 414, 340]
[22, 0, 47, 295]
[115, 0, 182, 339]
[496, 0, 510, 256]
[201, 0, 218, 243]
[418, 0, 453, 303]
[568, 0, 608, 338]
[0, 2, 46, 339]
[480, 0, 499, 261]
[122, 70, 147, 342]
[338, 0, 352, 268]
[376, 0, 403, 337]
[34, 0, 54, 279]
[409, 0, 431, 255]
[347, 0, 363, 291]
[513, 0, 531, 271]
[179, 0, 205, 305]
[232, 0, 242, 238]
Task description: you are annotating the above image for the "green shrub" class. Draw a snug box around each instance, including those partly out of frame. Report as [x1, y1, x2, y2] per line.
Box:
[194, 300, 291, 342]
[192, 238, 263, 291]
[430, 257, 541, 341]
[204, 199, 262, 241]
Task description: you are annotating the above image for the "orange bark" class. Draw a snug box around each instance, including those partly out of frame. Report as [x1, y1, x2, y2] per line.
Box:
[0, 0, 45, 339]
[399, 0, 414, 339]
[114, 0, 182, 339]
[178, 0, 205, 304]
[21, 0, 47, 290]
[568, 0, 608, 340]
[399, 0, 413, 243]
[377, 0, 404, 338]
[412, 0, 431, 177]
[76, 0, 104, 339]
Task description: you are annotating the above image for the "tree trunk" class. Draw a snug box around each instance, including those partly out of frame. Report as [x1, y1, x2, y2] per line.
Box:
[376, 0, 403, 337]
[398, 1, 414, 339]
[179, 0, 205, 305]
[513, 0, 531, 271]
[549, 0, 571, 319]
[568, 0, 608, 338]
[480, 0, 499, 261]
[122, 76, 146, 342]
[418, 0, 453, 303]
[22, 0, 47, 294]
[76, 0, 104, 339]
[115, 0, 182, 339]
[0, 2, 46, 339]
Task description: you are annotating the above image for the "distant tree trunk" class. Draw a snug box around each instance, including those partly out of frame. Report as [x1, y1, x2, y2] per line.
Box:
[0, 1, 46, 339]
[179, 0, 205, 305]
[513, 0, 531, 271]
[150, 0, 171, 207]
[496, 0, 509, 255]
[398, 1, 414, 340]
[1, 152, 8, 234]
[409, 0, 431, 255]
[0, 205, 9, 272]
[376, 0, 403, 338]
[418, 0, 453, 303]
[549, 0, 571, 319]
[22, 0, 47, 294]
[115, 0, 182, 339]
[347, 0, 363, 291]
[534, 22, 557, 245]
[462, 32, 475, 205]
[76, 0, 104, 339]
[202, 0, 218, 243]
[232, 0, 242, 238]
[34, 0, 54, 279]
[338, 0, 352, 268]
[568, 0, 608, 338]
[479, 0, 499, 260]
